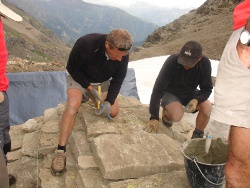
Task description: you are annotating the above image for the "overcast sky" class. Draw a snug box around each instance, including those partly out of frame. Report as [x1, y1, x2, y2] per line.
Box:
[82, 0, 207, 9]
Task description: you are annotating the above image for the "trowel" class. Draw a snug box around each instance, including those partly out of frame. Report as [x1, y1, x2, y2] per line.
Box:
[205, 132, 212, 154]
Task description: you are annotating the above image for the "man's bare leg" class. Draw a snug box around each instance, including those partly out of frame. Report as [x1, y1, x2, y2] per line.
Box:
[225, 126, 250, 187]
[195, 100, 211, 131]
[51, 88, 82, 176]
[59, 88, 83, 146]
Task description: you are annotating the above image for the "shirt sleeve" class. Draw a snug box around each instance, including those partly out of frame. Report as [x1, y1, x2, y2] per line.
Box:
[149, 57, 173, 120]
[66, 39, 90, 89]
[105, 55, 129, 105]
[195, 58, 213, 104]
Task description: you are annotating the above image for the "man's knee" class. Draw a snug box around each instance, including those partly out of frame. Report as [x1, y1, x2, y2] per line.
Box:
[66, 93, 82, 111]
[65, 101, 81, 115]
[110, 100, 119, 117]
[110, 108, 119, 118]
[169, 114, 183, 122]
[164, 103, 184, 122]
[197, 100, 212, 115]
[163, 110, 183, 122]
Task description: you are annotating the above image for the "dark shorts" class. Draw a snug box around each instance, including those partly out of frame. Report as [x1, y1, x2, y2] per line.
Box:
[161, 90, 199, 108]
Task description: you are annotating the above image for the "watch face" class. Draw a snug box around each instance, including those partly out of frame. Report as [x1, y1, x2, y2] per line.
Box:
[240, 29, 250, 45]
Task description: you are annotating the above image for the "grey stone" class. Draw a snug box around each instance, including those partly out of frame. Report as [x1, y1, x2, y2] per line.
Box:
[21, 118, 41, 133]
[91, 131, 183, 180]
[39, 133, 59, 156]
[78, 156, 98, 170]
[69, 131, 92, 159]
[77, 169, 110, 188]
[109, 171, 190, 188]
[43, 107, 59, 122]
[9, 125, 25, 150]
[41, 120, 59, 133]
[22, 131, 40, 158]
[7, 94, 228, 187]
[7, 149, 22, 162]
[39, 168, 65, 188]
[16, 156, 41, 187]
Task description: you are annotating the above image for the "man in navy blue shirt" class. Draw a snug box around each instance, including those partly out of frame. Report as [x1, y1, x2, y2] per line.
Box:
[145, 41, 213, 139]
[51, 29, 132, 176]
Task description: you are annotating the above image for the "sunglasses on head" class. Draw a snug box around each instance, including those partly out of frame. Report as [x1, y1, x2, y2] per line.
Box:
[108, 40, 132, 51]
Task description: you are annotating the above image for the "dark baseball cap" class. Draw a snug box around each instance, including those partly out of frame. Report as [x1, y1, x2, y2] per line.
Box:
[178, 41, 202, 67]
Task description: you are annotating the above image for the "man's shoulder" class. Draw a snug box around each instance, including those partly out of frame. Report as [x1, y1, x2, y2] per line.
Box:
[168, 54, 178, 59]
[74, 33, 106, 52]
[165, 54, 178, 64]
[78, 33, 106, 42]
[163, 54, 178, 68]
[200, 56, 212, 66]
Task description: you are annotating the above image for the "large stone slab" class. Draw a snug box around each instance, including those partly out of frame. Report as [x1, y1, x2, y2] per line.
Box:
[21, 131, 40, 158]
[109, 170, 190, 188]
[41, 120, 59, 134]
[16, 156, 41, 187]
[82, 96, 147, 139]
[39, 133, 59, 156]
[69, 131, 92, 158]
[77, 169, 109, 188]
[91, 131, 183, 180]
[9, 125, 25, 150]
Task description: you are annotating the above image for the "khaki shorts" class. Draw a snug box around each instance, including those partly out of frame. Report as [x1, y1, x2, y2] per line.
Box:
[211, 27, 250, 128]
[67, 75, 110, 102]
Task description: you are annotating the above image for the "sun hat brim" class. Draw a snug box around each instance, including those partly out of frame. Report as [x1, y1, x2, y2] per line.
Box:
[0, 0, 22, 22]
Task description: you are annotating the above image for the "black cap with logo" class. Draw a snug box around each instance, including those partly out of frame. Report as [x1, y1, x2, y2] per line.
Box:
[178, 41, 202, 67]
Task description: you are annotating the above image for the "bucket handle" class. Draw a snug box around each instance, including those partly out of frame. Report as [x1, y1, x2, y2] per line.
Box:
[193, 158, 225, 186]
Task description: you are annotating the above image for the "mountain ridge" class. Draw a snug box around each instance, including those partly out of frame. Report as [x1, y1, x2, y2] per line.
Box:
[130, 0, 239, 62]
[5, 0, 243, 73]
[3, 0, 71, 72]
[6, 0, 158, 44]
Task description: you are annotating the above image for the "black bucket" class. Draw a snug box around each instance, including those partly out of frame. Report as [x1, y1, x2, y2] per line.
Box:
[181, 138, 228, 188]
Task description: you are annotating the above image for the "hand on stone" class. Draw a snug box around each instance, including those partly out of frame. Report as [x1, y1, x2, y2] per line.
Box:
[144, 119, 159, 133]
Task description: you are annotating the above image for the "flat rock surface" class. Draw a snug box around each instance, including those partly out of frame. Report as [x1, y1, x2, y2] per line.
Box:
[7, 95, 228, 188]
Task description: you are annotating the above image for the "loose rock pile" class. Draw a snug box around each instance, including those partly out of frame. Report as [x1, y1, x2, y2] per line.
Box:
[7, 95, 228, 188]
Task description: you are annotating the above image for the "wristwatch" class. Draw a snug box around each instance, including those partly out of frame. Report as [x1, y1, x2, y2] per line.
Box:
[240, 29, 250, 46]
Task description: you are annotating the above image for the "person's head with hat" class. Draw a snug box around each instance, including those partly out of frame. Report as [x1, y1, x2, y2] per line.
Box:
[178, 40, 202, 70]
[0, 0, 22, 21]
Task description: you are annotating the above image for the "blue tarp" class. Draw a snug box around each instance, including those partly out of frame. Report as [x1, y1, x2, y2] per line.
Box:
[7, 69, 139, 126]
[7, 71, 67, 125]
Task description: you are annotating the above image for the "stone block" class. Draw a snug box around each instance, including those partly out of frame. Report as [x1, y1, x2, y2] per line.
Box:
[77, 169, 109, 188]
[44, 107, 59, 122]
[69, 131, 92, 159]
[92, 131, 183, 180]
[41, 120, 59, 133]
[78, 156, 98, 170]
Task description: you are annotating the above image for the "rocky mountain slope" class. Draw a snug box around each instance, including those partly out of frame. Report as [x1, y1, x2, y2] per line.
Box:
[3, 0, 71, 73]
[130, 0, 241, 62]
[5, 0, 243, 73]
[6, 0, 158, 44]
